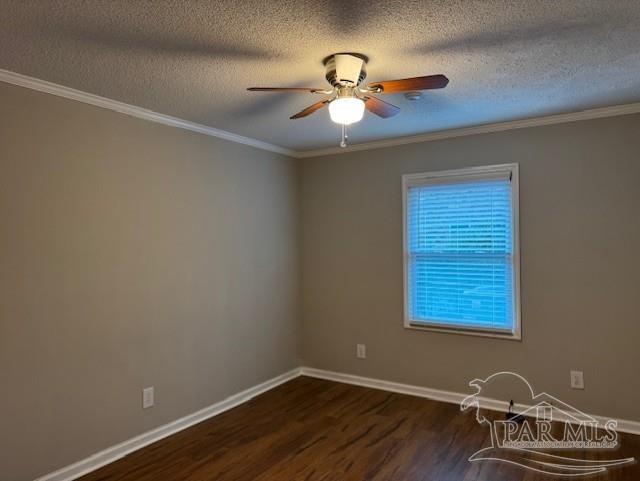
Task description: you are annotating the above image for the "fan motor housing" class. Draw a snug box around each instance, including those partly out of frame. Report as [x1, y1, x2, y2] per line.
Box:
[324, 53, 368, 87]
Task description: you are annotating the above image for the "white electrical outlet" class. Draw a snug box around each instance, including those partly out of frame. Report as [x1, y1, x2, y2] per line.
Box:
[356, 344, 366, 359]
[570, 371, 584, 390]
[142, 387, 155, 409]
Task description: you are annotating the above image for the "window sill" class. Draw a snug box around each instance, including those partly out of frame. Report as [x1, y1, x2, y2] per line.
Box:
[405, 321, 522, 341]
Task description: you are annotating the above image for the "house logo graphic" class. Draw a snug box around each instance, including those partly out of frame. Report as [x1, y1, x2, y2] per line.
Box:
[461, 372, 635, 476]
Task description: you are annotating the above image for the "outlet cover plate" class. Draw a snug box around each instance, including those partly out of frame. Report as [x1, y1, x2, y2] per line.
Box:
[143, 387, 155, 408]
[570, 371, 584, 390]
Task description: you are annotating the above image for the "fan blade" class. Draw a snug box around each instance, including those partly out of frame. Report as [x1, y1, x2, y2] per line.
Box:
[247, 87, 327, 93]
[363, 96, 400, 118]
[367, 74, 449, 93]
[290, 100, 330, 119]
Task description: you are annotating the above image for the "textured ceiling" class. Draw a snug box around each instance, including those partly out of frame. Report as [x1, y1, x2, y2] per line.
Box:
[2, 1, 640, 151]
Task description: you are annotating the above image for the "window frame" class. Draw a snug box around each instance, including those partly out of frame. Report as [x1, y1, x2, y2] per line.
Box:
[402, 163, 521, 340]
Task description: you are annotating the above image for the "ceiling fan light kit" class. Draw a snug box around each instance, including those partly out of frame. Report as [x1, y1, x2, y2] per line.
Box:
[328, 87, 365, 125]
[247, 53, 449, 147]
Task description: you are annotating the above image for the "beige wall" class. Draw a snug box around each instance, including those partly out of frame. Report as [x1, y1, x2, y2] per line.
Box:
[0, 82, 299, 481]
[300, 114, 640, 422]
[3, 78, 640, 480]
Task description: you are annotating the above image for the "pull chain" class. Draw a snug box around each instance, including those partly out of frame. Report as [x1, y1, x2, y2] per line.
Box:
[340, 124, 348, 148]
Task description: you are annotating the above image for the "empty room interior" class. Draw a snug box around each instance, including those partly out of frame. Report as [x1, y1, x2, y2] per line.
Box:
[2, 1, 640, 480]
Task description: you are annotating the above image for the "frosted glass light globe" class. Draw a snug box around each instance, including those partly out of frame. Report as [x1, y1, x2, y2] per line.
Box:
[328, 97, 365, 125]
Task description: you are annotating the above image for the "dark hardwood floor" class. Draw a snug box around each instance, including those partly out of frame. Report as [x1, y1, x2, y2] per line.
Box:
[80, 376, 639, 480]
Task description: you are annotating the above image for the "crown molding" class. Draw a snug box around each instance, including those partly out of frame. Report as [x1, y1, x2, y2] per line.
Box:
[0, 68, 296, 158]
[3, 68, 640, 160]
[295, 102, 640, 158]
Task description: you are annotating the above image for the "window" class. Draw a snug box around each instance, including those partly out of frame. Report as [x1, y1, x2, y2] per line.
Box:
[402, 164, 520, 339]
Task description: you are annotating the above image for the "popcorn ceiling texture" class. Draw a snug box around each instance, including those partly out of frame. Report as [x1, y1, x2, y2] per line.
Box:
[2, 0, 640, 150]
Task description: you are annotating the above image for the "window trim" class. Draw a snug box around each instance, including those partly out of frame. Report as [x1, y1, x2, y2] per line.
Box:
[402, 163, 521, 340]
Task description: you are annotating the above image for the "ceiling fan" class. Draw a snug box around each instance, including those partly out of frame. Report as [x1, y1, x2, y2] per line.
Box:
[247, 53, 449, 147]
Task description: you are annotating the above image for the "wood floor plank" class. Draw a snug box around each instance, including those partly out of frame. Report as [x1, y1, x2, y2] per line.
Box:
[79, 377, 640, 481]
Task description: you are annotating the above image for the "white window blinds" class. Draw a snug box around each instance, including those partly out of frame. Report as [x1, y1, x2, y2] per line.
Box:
[404, 165, 519, 336]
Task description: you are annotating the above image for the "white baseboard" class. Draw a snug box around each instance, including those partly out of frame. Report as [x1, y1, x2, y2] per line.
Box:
[300, 367, 465, 405]
[299, 367, 640, 436]
[35, 368, 302, 481]
[35, 365, 640, 480]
